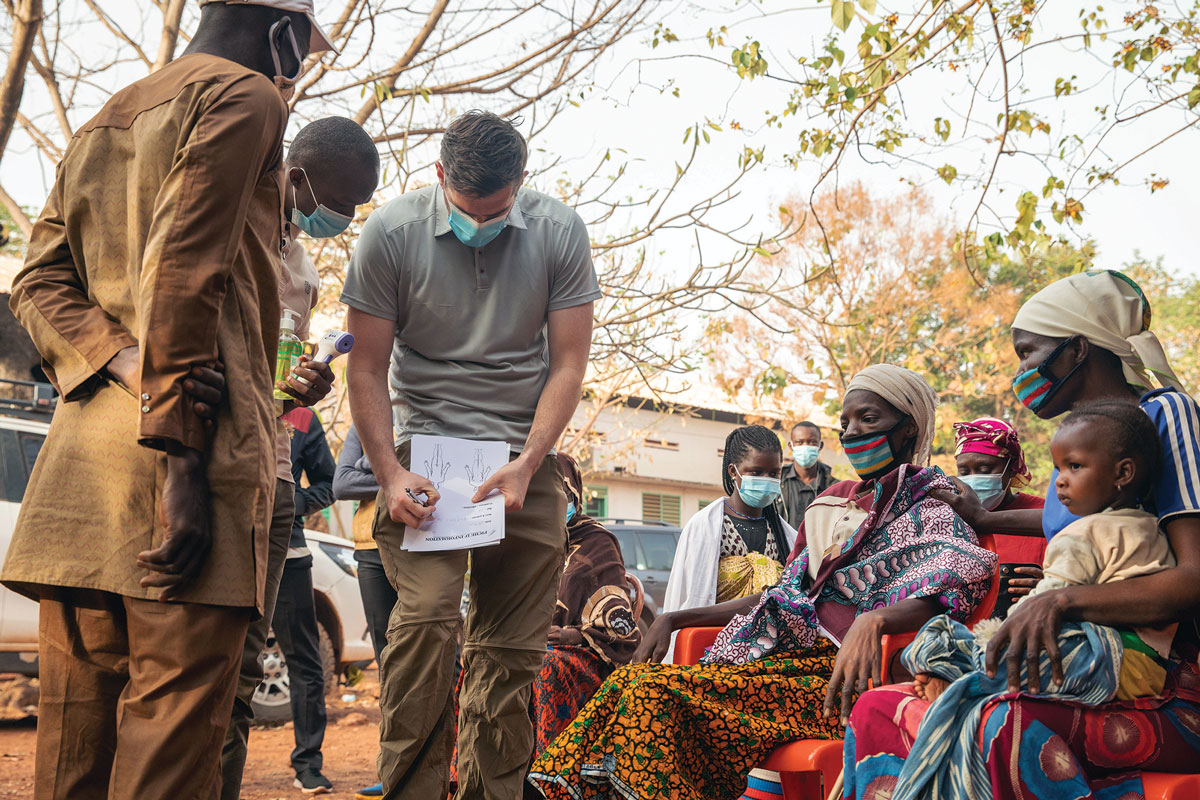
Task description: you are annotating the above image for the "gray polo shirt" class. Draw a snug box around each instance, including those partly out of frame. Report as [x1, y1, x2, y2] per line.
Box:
[341, 184, 601, 447]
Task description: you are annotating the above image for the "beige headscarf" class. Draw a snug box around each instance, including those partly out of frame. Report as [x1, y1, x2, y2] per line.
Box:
[1011, 270, 1183, 391]
[845, 364, 939, 466]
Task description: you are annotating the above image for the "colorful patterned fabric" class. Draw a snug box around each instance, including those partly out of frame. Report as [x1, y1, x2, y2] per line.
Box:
[703, 466, 996, 665]
[528, 640, 844, 800]
[844, 620, 1200, 800]
[532, 645, 615, 759]
[890, 616, 1122, 800]
[847, 663, 1200, 800]
[717, 553, 785, 603]
[555, 453, 642, 665]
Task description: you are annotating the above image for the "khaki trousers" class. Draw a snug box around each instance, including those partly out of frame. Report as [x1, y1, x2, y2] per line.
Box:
[219, 478, 296, 800]
[374, 444, 566, 800]
[35, 586, 249, 800]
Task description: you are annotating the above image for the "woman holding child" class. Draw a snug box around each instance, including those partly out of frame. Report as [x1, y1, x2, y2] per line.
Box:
[845, 270, 1200, 800]
[527, 365, 997, 800]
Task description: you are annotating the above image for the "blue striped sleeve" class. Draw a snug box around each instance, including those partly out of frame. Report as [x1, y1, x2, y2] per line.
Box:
[1140, 388, 1200, 521]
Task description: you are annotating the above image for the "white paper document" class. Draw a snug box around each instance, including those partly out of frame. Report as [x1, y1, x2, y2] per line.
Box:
[402, 434, 508, 551]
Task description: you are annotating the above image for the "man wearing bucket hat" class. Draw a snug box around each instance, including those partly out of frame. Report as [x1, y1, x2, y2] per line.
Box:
[4, 2, 334, 799]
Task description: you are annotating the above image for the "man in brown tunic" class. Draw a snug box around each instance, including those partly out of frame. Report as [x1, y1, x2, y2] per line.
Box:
[4, 3, 335, 798]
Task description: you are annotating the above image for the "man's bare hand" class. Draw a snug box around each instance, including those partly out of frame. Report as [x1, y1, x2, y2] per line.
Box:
[137, 447, 211, 599]
[104, 346, 140, 395]
[471, 458, 535, 511]
[276, 355, 334, 408]
[183, 363, 225, 428]
[382, 469, 441, 528]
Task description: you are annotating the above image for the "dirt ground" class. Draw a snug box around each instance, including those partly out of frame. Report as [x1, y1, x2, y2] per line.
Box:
[0, 670, 388, 799]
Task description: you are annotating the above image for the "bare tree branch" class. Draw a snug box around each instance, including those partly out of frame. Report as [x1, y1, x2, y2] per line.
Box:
[0, 0, 42, 164]
[352, 0, 450, 125]
[152, 0, 187, 71]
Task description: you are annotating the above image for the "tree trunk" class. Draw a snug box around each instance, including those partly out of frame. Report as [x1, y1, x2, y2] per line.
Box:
[152, 0, 187, 72]
[0, 0, 44, 163]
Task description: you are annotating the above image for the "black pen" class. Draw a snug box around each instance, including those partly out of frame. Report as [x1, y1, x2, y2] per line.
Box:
[405, 487, 429, 507]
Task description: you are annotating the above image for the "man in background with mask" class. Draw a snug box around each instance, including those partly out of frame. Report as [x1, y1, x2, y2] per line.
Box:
[342, 110, 598, 799]
[4, 3, 335, 798]
[779, 421, 837, 527]
[221, 116, 379, 799]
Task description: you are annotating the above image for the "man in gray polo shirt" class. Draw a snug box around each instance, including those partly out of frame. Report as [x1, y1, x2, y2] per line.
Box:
[342, 111, 598, 800]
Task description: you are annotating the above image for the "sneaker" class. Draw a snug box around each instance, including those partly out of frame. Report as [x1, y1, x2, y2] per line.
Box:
[293, 768, 333, 795]
[355, 783, 384, 799]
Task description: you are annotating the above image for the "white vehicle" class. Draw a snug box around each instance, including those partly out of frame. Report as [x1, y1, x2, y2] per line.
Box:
[0, 378, 373, 721]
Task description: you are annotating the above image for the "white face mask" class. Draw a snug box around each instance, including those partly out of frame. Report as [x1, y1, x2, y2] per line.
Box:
[269, 18, 303, 103]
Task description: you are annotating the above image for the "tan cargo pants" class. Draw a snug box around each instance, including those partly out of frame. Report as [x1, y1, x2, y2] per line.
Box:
[374, 443, 566, 800]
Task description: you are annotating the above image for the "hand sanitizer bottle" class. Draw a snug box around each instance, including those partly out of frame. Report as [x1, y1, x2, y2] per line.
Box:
[273, 310, 302, 414]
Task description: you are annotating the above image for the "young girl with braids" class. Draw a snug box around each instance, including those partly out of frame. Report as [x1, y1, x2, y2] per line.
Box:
[663, 425, 798, 620]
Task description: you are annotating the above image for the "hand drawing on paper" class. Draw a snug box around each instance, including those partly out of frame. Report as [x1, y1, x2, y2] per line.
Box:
[464, 448, 493, 492]
[423, 444, 452, 490]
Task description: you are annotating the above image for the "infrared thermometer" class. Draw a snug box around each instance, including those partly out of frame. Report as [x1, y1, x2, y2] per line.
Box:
[314, 330, 354, 364]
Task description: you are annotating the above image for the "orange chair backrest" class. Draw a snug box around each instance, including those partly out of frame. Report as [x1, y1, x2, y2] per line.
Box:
[966, 533, 1001, 625]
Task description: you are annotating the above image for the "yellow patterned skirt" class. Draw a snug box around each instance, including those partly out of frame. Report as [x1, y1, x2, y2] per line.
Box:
[528, 639, 843, 800]
[716, 553, 785, 603]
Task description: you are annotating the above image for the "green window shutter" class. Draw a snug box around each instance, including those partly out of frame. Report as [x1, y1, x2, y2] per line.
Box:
[642, 492, 681, 526]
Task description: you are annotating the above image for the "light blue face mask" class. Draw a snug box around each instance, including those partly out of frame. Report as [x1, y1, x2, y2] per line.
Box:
[566, 501, 576, 525]
[445, 191, 511, 248]
[959, 472, 1007, 511]
[792, 444, 820, 468]
[734, 467, 782, 509]
[290, 168, 353, 239]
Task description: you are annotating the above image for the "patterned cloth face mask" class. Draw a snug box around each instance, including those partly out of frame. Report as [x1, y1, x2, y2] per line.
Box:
[1011, 336, 1083, 412]
[841, 417, 910, 479]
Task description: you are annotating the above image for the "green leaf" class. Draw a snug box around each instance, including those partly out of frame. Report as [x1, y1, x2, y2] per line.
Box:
[859, 0, 877, 13]
[832, 0, 855, 32]
[1188, 84, 1200, 108]
[936, 164, 957, 185]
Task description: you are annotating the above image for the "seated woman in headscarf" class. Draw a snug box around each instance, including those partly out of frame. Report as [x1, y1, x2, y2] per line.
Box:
[951, 417, 1045, 614]
[526, 365, 996, 800]
[844, 270, 1200, 800]
[533, 454, 642, 758]
[663, 425, 798, 625]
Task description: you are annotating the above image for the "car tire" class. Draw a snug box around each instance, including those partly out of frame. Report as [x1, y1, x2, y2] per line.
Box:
[250, 622, 337, 725]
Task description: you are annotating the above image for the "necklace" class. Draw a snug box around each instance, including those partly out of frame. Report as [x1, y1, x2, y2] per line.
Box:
[723, 500, 764, 521]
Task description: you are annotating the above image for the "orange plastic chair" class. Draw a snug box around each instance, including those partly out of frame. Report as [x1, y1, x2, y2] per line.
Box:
[1142, 772, 1200, 798]
[672, 533, 1003, 800]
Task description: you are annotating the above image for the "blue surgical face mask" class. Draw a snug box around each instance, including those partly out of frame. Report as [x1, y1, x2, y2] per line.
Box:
[566, 501, 576, 525]
[734, 467, 782, 509]
[445, 191, 511, 248]
[290, 168, 353, 238]
[959, 472, 1007, 511]
[792, 444, 820, 468]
